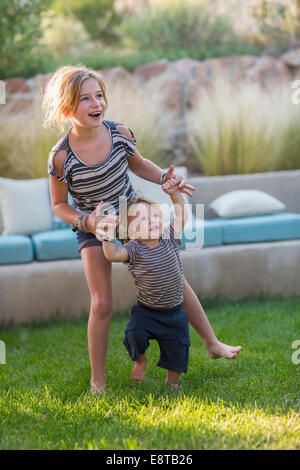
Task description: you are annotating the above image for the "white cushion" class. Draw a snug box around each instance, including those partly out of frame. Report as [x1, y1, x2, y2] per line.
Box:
[128, 166, 192, 224]
[0, 177, 53, 235]
[209, 189, 286, 218]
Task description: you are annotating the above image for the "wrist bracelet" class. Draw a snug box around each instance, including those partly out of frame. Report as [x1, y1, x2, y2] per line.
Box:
[74, 214, 89, 233]
[160, 171, 167, 185]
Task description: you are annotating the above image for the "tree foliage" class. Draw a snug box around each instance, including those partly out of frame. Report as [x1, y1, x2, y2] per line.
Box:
[0, 0, 51, 79]
[50, 0, 121, 44]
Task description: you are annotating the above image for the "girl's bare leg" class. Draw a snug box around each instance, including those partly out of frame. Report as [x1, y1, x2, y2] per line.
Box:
[131, 354, 147, 383]
[81, 245, 114, 391]
[182, 278, 242, 359]
[166, 370, 180, 388]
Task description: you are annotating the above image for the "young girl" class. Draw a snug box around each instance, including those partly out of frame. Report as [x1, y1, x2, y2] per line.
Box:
[44, 64, 242, 394]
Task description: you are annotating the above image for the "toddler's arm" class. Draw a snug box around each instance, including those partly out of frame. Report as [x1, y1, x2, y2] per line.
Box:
[162, 178, 189, 236]
[96, 216, 129, 262]
[102, 241, 129, 263]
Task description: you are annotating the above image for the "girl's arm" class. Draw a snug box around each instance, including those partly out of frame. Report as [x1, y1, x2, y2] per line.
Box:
[49, 150, 81, 226]
[49, 150, 104, 233]
[117, 125, 195, 197]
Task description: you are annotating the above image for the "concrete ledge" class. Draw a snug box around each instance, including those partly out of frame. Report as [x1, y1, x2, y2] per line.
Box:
[1, 239, 300, 326]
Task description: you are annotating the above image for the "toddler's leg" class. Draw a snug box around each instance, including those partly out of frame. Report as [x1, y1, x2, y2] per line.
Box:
[165, 370, 181, 389]
[124, 326, 150, 383]
[131, 354, 147, 383]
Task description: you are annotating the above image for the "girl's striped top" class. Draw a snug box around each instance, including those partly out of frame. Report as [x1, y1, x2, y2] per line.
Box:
[47, 120, 136, 216]
[123, 224, 184, 309]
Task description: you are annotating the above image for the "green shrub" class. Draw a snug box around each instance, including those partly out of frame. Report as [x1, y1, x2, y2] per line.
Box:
[40, 12, 92, 59]
[119, 0, 261, 60]
[0, 0, 52, 79]
[253, 0, 300, 53]
[50, 0, 121, 44]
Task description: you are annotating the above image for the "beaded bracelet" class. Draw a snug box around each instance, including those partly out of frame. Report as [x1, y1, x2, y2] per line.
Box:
[74, 214, 89, 233]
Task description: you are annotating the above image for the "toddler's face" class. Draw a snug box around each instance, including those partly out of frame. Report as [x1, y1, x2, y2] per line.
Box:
[127, 202, 163, 241]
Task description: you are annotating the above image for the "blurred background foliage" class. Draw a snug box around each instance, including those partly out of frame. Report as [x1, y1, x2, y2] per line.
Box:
[1, 0, 299, 176]
[2, 0, 300, 79]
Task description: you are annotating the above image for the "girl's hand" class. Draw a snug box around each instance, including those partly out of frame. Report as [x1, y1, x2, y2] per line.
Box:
[164, 165, 195, 197]
[96, 214, 119, 242]
[85, 201, 106, 234]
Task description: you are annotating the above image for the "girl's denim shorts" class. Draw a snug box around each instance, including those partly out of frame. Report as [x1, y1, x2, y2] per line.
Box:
[76, 230, 102, 252]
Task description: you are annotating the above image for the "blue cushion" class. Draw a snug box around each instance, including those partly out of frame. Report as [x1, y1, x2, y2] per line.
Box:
[180, 215, 223, 249]
[0, 234, 33, 264]
[31, 229, 80, 261]
[222, 212, 300, 244]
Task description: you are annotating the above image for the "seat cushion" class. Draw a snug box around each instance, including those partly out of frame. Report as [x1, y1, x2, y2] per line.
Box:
[222, 212, 300, 244]
[180, 216, 223, 249]
[0, 234, 33, 264]
[31, 229, 80, 261]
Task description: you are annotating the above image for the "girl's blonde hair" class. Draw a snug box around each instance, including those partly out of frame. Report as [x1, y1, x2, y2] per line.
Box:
[42, 64, 108, 131]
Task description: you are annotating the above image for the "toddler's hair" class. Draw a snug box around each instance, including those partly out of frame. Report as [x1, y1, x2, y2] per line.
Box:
[42, 64, 108, 131]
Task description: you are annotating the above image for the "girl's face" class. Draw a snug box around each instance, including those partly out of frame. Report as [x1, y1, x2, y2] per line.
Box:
[70, 77, 107, 128]
[128, 202, 163, 241]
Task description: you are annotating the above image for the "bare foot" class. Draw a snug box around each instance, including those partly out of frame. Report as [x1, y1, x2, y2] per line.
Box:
[206, 340, 242, 360]
[90, 376, 106, 395]
[165, 380, 179, 389]
[165, 370, 180, 389]
[131, 354, 147, 383]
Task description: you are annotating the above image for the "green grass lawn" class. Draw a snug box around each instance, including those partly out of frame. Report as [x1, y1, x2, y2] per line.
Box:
[0, 298, 299, 450]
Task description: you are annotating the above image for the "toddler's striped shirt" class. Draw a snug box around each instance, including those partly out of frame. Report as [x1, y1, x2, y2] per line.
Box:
[123, 225, 184, 309]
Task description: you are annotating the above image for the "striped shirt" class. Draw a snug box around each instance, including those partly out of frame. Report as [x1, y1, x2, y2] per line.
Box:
[47, 120, 136, 215]
[124, 225, 184, 309]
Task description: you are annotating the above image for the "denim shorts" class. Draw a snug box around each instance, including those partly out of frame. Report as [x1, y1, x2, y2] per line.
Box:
[123, 302, 190, 373]
[76, 229, 102, 253]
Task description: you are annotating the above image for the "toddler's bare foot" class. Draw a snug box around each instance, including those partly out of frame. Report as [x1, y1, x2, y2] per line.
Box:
[206, 340, 242, 360]
[131, 354, 147, 383]
[90, 375, 107, 395]
[165, 381, 179, 389]
[165, 370, 180, 389]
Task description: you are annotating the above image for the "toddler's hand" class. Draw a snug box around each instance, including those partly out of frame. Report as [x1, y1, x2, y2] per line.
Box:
[96, 214, 119, 241]
[162, 177, 180, 195]
[163, 165, 195, 197]
[85, 201, 106, 234]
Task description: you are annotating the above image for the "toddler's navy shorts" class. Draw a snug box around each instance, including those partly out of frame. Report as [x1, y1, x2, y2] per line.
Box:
[123, 302, 190, 374]
[76, 230, 102, 252]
